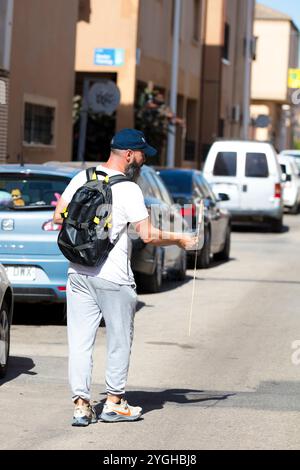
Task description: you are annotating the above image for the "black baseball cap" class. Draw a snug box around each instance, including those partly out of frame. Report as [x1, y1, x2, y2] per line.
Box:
[111, 128, 157, 156]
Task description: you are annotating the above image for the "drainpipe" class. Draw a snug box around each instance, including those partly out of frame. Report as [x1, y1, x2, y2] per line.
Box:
[3, 0, 14, 71]
[242, 0, 253, 140]
[166, 0, 181, 167]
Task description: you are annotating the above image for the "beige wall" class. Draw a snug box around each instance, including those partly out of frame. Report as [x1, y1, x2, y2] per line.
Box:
[250, 17, 298, 150]
[8, 0, 78, 163]
[76, 0, 139, 129]
[138, 0, 204, 98]
[200, 0, 255, 158]
[137, 0, 206, 166]
[251, 20, 292, 102]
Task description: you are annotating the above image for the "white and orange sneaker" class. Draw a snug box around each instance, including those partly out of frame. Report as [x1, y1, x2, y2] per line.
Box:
[100, 398, 142, 422]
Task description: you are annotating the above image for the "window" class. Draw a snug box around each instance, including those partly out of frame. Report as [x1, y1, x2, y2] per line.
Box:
[152, 172, 174, 205]
[213, 152, 237, 176]
[137, 173, 156, 199]
[158, 170, 193, 195]
[0, 80, 6, 105]
[24, 103, 55, 145]
[245, 153, 269, 178]
[195, 174, 216, 202]
[251, 36, 258, 61]
[193, 174, 207, 198]
[193, 0, 201, 41]
[0, 174, 70, 210]
[185, 140, 196, 161]
[280, 164, 287, 175]
[222, 23, 230, 61]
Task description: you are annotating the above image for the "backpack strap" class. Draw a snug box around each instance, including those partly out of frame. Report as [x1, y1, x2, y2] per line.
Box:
[86, 167, 97, 181]
[87, 169, 129, 186]
[109, 175, 130, 186]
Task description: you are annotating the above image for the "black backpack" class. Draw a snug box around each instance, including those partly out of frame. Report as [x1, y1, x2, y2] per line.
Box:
[57, 168, 129, 267]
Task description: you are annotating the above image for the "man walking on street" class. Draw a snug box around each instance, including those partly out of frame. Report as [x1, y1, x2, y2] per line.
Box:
[54, 129, 198, 426]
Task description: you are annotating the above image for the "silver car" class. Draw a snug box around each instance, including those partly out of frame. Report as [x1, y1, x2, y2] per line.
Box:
[0, 263, 14, 378]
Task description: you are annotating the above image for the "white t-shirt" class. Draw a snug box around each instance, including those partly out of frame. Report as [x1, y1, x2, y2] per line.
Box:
[61, 165, 149, 285]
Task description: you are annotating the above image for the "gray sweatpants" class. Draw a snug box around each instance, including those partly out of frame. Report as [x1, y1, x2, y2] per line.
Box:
[66, 273, 137, 402]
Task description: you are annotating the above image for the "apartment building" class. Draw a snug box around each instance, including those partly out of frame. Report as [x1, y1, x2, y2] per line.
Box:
[75, 0, 206, 165]
[4, 0, 78, 164]
[251, 4, 299, 151]
[76, 0, 255, 166]
[199, 0, 255, 161]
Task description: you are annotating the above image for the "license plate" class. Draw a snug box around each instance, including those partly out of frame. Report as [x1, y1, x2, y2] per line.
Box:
[5, 266, 36, 282]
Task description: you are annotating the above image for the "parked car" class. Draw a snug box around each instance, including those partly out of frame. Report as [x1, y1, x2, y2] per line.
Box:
[280, 150, 300, 173]
[0, 164, 80, 303]
[132, 165, 188, 292]
[278, 155, 300, 214]
[0, 163, 186, 300]
[156, 168, 231, 269]
[203, 140, 284, 232]
[0, 263, 14, 378]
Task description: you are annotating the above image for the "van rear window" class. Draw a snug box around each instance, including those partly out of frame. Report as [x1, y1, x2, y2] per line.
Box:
[213, 152, 237, 176]
[245, 153, 269, 178]
[280, 164, 287, 175]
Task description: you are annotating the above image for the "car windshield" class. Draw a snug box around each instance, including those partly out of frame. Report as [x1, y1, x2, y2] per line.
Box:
[0, 174, 70, 210]
[157, 171, 193, 194]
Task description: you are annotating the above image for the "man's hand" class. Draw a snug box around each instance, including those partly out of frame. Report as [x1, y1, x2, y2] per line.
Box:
[53, 196, 68, 225]
[177, 234, 199, 251]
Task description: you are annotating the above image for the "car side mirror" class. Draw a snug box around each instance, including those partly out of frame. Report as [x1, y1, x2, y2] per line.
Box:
[281, 174, 291, 183]
[217, 193, 230, 202]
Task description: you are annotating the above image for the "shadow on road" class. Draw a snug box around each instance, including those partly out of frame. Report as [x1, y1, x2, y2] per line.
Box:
[232, 223, 289, 234]
[96, 388, 235, 416]
[0, 356, 36, 386]
[96, 381, 300, 416]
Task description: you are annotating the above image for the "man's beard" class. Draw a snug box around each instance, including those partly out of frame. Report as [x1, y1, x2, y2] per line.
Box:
[125, 162, 141, 182]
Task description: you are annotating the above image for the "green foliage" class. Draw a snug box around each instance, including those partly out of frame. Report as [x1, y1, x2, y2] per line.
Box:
[135, 86, 185, 161]
[293, 140, 300, 150]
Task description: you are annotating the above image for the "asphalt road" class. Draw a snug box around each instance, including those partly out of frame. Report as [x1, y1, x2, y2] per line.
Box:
[1, 215, 300, 450]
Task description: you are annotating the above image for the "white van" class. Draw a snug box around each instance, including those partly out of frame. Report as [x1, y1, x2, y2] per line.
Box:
[203, 141, 284, 231]
[278, 154, 300, 214]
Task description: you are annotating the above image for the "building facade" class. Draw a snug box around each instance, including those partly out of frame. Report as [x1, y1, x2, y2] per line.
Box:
[75, 0, 207, 165]
[5, 0, 78, 164]
[75, 0, 255, 166]
[251, 4, 299, 151]
[199, 0, 255, 161]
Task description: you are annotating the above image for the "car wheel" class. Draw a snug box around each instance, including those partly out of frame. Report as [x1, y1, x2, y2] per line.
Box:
[290, 202, 299, 215]
[173, 251, 187, 281]
[138, 248, 163, 293]
[0, 301, 10, 379]
[197, 227, 211, 269]
[271, 217, 283, 233]
[214, 225, 231, 261]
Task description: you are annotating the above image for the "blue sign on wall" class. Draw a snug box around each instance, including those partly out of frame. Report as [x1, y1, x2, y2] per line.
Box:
[94, 48, 125, 66]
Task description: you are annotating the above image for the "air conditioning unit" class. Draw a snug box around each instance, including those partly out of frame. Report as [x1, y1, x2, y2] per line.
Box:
[231, 104, 241, 123]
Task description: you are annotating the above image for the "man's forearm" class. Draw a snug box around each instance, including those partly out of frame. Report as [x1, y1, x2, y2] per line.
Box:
[143, 227, 182, 247]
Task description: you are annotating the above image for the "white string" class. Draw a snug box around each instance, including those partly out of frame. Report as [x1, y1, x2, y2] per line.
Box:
[188, 199, 204, 337]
